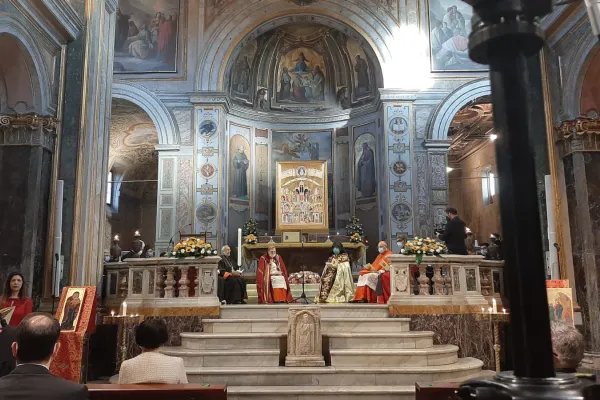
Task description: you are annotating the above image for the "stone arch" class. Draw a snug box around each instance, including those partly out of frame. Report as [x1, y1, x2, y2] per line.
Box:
[428, 79, 491, 140]
[0, 17, 51, 114]
[565, 26, 598, 118]
[112, 81, 179, 145]
[196, 0, 394, 91]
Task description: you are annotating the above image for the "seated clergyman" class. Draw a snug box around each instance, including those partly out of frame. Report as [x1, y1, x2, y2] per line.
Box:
[256, 246, 293, 304]
[550, 321, 584, 374]
[217, 246, 247, 304]
[352, 241, 392, 303]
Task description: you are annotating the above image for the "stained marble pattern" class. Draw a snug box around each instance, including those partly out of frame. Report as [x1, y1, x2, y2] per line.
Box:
[398, 314, 503, 371]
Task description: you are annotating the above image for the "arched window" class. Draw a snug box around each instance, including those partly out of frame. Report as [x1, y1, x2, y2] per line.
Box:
[482, 166, 496, 206]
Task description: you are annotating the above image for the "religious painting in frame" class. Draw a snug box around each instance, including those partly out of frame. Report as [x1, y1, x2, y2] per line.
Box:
[276, 161, 329, 233]
[427, 0, 487, 72]
[57, 287, 86, 332]
[113, 0, 181, 73]
[547, 287, 574, 326]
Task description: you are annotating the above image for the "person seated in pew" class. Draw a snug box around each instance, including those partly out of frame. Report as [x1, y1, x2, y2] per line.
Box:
[118, 319, 188, 384]
[217, 246, 247, 305]
[352, 241, 392, 303]
[315, 241, 355, 303]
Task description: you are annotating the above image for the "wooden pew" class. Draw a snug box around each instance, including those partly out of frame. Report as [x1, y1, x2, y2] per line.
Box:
[86, 384, 227, 400]
[416, 382, 460, 400]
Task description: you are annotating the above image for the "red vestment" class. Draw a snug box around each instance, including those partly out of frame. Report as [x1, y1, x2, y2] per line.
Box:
[354, 250, 392, 303]
[256, 254, 293, 303]
[157, 18, 174, 60]
[377, 271, 391, 304]
[2, 297, 32, 326]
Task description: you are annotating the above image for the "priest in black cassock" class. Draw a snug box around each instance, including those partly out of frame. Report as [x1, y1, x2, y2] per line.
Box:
[217, 245, 247, 304]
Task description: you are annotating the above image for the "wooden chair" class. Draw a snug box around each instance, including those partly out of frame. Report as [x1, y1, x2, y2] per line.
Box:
[86, 384, 227, 400]
[416, 382, 460, 400]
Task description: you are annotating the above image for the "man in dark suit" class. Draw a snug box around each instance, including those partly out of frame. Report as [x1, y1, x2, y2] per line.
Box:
[0, 313, 88, 400]
[0, 318, 16, 377]
[438, 207, 468, 255]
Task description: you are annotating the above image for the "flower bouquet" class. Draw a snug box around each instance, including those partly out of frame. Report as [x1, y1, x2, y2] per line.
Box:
[289, 271, 321, 284]
[171, 237, 218, 259]
[349, 233, 362, 243]
[245, 234, 258, 244]
[400, 237, 447, 264]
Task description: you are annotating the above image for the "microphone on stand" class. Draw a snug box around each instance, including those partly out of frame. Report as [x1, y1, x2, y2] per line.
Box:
[168, 223, 192, 252]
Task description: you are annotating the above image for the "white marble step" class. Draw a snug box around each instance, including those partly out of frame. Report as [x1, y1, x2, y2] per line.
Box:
[328, 331, 434, 349]
[185, 358, 484, 386]
[180, 333, 284, 350]
[227, 385, 414, 400]
[330, 345, 459, 367]
[161, 348, 280, 367]
[202, 317, 411, 334]
[220, 304, 389, 319]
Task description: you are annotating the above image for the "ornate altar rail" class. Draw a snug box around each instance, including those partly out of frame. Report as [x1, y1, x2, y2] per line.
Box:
[388, 255, 504, 314]
[103, 257, 220, 317]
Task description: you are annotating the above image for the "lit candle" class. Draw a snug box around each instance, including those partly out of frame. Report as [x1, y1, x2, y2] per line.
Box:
[237, 228, 242, 266]
[111, 310, 115, 317]
[122, 301, 127, 317]
[503, 308, 507, 314]
[481, 307, 485, 313]
[488, 307, 493, 314]
[492, 298, 497, 313]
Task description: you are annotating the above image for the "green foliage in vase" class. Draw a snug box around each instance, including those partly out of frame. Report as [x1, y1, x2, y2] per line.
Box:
[243, 218, 258, 236]
[345, 216, 364, 236]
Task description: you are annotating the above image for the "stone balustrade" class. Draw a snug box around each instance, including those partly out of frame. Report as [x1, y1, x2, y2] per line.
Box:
[103, 257, 221, 313]
[388, 255, 504, 311]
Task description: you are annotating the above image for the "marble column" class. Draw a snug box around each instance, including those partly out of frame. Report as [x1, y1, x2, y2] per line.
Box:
[63, 0, 117, 286]
[0, 114, 58, 305]
[558, 117, 600, 370]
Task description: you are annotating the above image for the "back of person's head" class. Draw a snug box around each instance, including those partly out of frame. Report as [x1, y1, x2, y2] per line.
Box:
[550, 321, 584, 370]
[135, 318, 169, 350]
[14, 313, 60, 364]
[445, 207, 458, 216]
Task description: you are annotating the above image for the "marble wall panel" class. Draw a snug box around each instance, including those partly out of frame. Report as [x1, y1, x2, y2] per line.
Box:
[173, 108, 193, 146]
[404, 314, 503, 371]
[336, 127, 351, 230]
[177, 157, 194, 230]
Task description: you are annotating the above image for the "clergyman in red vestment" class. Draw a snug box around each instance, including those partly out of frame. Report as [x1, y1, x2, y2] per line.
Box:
[353, 241, 392, 303]
[256, 246, 293, 304]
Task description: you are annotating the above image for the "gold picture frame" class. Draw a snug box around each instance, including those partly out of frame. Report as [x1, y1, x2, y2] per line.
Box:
[58, 287, 86, 332]
[276, 161, 329, 233]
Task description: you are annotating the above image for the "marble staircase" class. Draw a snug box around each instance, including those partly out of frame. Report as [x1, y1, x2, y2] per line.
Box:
[162, 304, 484, 400]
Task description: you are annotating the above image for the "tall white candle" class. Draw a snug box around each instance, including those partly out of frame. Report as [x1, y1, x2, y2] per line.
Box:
[122, 301, 127, 317]
[238, 228, 242, 266]
[492, 298, 497, 313]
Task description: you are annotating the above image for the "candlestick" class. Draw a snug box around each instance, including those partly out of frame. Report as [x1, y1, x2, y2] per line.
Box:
[237, 228, 242, 266]
[492, 298, 497, 313]
[122, 301, 127, 317]
[111, 310, 115, 317]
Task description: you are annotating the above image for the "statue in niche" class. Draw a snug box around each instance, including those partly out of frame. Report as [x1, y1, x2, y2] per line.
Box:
[256, 88, 269, 111]
[312, 66, 325, 101]
[297, 314, 315, 355]
[232, 144, 249, 199]
[337, 87, 350, 109]
[356, 142, 376, 197]
[279, 67, 292, 100]
[293, 52, 310, 72]
[355, 55, 370, 95]
[233, 55, 251, 94]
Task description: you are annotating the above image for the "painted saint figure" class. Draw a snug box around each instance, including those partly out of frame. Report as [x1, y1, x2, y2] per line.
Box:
[355, 55, 370, 94]
[293, 52, 310, 72]
[234, 56, 251, 94]
[316, 242, 355, 303]
[312, 65, 325, 100]
[279, 67, 292, 99]
[256, 246, 293, 303]
[356, 142, 376, 197]
[232, 144, 249, 198]
[60, 291, 82, 330]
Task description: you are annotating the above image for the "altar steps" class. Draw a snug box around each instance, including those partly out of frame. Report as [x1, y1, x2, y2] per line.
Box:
[184, 358, 484, 386]
[161, 348, 280, 368]
[180, 333, 284, 350]
[330, 345, 459, 367]
[227, 385, 415, 400]
[202, 317, 411, 333]
[220, 304, 389, 319]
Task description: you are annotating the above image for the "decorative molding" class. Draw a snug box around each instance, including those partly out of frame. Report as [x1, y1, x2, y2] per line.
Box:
[379, 89, 418, 102]
[0, 114, 58, 152]
[427, 79, 491, 140]
[557, 117, 600, 156]
[104, 0, 118, 13]
[113, 81, 180, 145]
[43, 0, 84, 39]
[0, 113, 58, 130]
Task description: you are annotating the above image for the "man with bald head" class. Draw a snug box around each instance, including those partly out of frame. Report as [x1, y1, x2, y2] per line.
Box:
[0, 313, 88, 399]
[352, 241, 392, 303]
[256, 246, 293, 303]
[218, 245, 247, 304]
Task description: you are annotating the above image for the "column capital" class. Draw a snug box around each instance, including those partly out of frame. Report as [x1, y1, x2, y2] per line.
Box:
[0, 114, 59, 152]
[424, 139, 451, 151]
[155, 144, 181, 152]
[379, 89, 418, 102]
[557, 116, 600, 157]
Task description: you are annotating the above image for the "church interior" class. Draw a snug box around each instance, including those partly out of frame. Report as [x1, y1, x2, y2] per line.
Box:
[0, 0, 599, 398]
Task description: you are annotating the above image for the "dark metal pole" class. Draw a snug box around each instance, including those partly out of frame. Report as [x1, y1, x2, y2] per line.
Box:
[488, 51, 555, 378]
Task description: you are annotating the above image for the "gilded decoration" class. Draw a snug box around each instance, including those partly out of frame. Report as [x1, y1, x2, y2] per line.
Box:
[0, 113, 58, 130]
[557, 117, 600, 156]
[0, 114, 59, 152]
